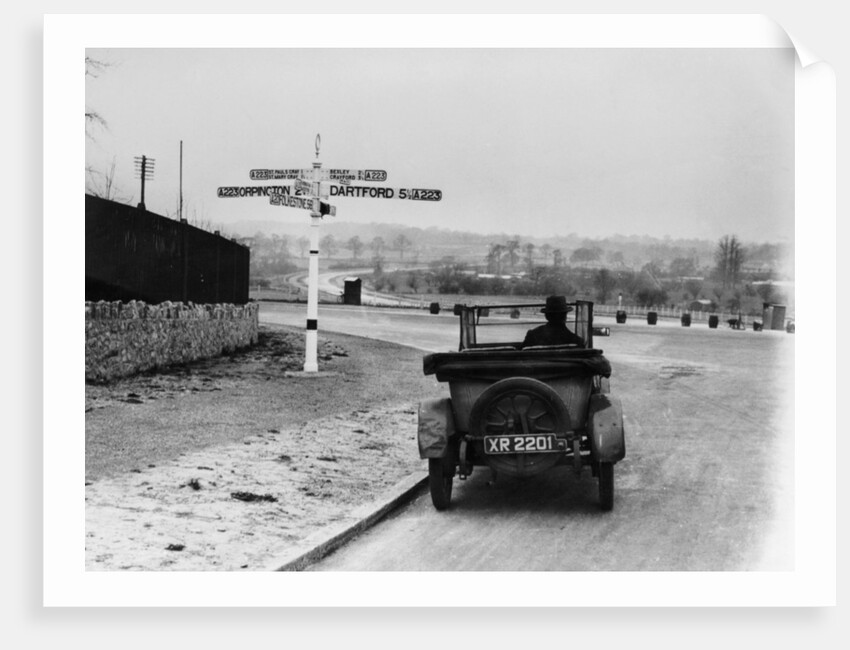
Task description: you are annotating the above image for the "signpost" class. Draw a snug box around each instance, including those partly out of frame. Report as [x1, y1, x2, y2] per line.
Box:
[248, 169, 304, 180]
[217, 185, 289, 198]
[328, 186, 442, 201]
[269, 194, 316, 210]
[249, 168, 388, 182]
[219, 134, 441, 372]
[293, 178, 315, 195]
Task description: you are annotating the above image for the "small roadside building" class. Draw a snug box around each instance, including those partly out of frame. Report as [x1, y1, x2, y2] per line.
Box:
[343, 277, 362, 305]
[688, 299, 715, 313]
[762, 303, 787, 330]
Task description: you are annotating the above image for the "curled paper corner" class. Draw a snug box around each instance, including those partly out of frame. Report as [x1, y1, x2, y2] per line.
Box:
[761, 15, 825, 69]
[787, 33, 825, 69]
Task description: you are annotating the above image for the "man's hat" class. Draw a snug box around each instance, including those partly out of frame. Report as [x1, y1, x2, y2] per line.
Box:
[541, 295, 573, 314]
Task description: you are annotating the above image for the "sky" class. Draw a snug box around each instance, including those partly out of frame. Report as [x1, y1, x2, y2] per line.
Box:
[85, 46, 795, 244]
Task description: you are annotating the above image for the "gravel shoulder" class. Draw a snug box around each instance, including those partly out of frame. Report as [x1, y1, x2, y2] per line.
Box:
[85, 323, 444, 571]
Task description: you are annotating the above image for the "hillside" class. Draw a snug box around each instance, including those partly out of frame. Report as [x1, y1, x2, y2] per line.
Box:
[226, 219, 792, 279]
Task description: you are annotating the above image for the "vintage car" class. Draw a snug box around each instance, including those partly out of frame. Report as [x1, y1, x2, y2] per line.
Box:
[418, 300, 625, 511]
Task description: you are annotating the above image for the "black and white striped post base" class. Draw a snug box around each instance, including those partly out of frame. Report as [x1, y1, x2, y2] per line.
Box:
[304, 161, 322, 372]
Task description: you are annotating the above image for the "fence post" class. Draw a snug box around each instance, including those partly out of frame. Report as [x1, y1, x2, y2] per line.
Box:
[214, 230, 221, 304]
[181, 218, 188, 303]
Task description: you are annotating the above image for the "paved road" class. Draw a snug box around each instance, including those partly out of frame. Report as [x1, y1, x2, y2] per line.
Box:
[260, 301, 463, 351]
[260, 302, 795, 571]
[284, 269, 429, 308]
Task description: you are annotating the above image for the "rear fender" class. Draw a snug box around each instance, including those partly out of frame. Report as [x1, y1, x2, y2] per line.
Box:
[587, 394, 626, 462]
[418, 398, 456, 459]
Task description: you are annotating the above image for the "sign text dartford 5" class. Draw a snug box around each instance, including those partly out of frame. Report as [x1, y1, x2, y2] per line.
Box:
[329, 185, 442, 201]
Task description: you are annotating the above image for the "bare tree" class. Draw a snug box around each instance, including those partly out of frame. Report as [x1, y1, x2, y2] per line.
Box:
[369, 236, 386, 257]
[684, 279, 703, 301]
[592, 268, 617, 304]
[756, 282, 775, 304]
[486, 243, 505, 274]
[552, 248, 563, 267]
[726, 289, 743, 313]
[163, 199, 220, 234]
[570, 247, 601, 266]
[86, 157, 130, 202]
[523, 242, 536, 273]
[669, 256, 697, 279]
[186, 205, 217, 233]
[505, 239, 521, 271]
[85, 57, 109, 141]
[393, 233, 412, 260]
[271, 233, 291, 259]
[297, 236, 310, 258]
[606, 250, 625, 268]
[715, 235, 745, 290]
[320, 234, 338, 258]
[712, 286, 725, 306]
[346, 235, 364, 260]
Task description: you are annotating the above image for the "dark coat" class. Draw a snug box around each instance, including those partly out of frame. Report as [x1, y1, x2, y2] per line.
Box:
[521, 321, 584, 347]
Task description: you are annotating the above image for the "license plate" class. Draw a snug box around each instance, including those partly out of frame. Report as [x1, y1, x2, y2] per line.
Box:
[484, 434, 560, 455]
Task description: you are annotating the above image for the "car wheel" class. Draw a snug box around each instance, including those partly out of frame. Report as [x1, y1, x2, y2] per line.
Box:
[598, 461, 614, 511]
[428, 457, 454, 511]
[469, 377, 571, 478]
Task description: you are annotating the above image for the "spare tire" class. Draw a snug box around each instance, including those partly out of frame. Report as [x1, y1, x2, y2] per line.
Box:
[468, 377, 571, 478]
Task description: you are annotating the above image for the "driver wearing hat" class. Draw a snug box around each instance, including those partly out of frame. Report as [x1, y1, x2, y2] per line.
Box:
[521, 295, 584, 348]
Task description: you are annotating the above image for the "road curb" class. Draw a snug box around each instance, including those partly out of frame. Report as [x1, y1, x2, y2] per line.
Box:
[265, 472, 429, 571]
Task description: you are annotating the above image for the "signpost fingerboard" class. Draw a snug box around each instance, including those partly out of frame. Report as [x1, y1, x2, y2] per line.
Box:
[218, 135, 441, 372]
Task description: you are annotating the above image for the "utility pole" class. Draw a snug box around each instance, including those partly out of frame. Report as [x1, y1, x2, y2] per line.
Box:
[179, 141, 183, 221]
[134, 154, 155, 210]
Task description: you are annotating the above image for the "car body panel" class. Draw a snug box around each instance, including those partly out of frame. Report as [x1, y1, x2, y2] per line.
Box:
[417, 398, 456, 459]
[587, 393, 626, 462]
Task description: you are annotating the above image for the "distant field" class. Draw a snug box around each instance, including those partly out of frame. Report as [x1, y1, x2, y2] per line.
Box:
[249, 287, 302, 302]
[251, 281, 791, 332]
[249, 284, 337, 303]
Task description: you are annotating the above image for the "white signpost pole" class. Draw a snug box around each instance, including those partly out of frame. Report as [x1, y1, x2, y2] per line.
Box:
[222, 134, 438, 373]
[304, 136, 322, 373]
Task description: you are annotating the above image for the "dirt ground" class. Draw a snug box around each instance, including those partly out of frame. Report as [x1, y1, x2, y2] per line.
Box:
[85, 324, 445, 571]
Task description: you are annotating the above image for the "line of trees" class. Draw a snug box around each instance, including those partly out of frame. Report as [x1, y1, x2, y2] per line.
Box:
[246, 232, 298, 277]
[485, 240, 580, 274]
[483, 237, 664, 276]
[371, 261, 672, 306]
[367, 233, 786, 316]
[315, 233, 413, 261]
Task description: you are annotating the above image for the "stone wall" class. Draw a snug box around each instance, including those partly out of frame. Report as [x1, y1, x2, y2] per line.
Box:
[85, 300, 260, 383]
